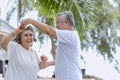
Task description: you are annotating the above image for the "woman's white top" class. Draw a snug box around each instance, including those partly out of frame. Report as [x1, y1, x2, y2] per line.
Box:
[4, 41, 40, 80]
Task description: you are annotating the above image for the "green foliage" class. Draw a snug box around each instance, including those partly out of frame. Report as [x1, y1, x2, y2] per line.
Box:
[6, 0, 120, 72]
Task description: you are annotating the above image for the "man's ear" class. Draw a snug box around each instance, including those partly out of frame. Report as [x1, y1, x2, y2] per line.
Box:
[65, 20, 69, 24]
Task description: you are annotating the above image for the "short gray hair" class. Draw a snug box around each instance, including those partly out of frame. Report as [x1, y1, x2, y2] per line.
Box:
[57, 11, 75, 28]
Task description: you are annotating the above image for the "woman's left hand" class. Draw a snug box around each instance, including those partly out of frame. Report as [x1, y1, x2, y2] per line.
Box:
[40, 55, 48, 62]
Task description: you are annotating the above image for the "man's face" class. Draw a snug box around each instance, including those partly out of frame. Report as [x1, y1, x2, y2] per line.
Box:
[56, 15, 66, 30]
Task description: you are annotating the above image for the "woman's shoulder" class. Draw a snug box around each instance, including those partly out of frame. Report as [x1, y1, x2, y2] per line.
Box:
[8, 41, 20, 48]
[8, 41, 17, 45]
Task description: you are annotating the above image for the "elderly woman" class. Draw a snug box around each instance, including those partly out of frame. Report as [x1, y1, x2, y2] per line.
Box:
[1, 25, 48, 80]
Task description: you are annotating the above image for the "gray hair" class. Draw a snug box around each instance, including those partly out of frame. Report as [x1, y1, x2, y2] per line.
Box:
[57, 11, 75, 28]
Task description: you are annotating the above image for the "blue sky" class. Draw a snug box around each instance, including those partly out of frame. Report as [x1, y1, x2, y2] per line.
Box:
[0, 0, 120, 80]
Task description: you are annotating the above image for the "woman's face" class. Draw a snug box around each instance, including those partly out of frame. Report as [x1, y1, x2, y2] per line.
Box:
[21, 30, 34, 50]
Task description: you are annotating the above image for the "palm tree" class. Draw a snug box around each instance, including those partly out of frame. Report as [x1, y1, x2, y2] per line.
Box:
[6, 0, 120, 72]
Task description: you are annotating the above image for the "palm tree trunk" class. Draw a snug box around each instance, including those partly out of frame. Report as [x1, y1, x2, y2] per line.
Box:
[50, 37, 56, 60]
